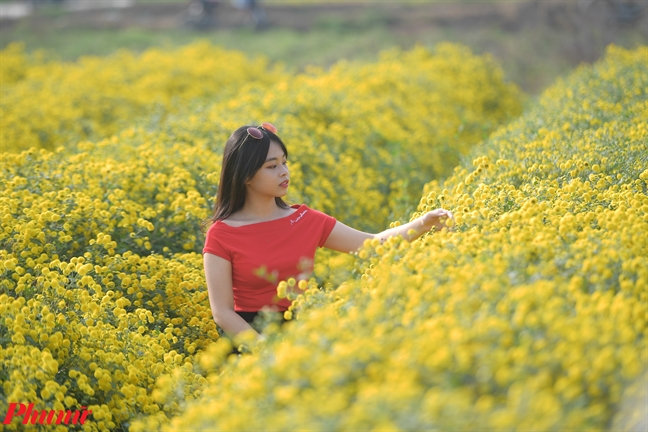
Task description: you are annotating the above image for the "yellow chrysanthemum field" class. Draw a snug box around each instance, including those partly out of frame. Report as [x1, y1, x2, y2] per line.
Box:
[1, 39, 646, 431]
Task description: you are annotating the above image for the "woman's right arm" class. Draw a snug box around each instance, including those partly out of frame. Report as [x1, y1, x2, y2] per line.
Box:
[203, 252, 260, 339]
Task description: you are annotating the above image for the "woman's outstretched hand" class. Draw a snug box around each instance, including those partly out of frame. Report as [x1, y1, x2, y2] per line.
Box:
[420, 208, 455, 232]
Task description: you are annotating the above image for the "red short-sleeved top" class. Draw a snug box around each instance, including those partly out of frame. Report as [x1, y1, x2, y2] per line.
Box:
[202, 203, 337, 312]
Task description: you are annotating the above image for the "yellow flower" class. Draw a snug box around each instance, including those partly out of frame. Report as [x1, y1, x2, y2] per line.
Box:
[277, 281, 288, 299]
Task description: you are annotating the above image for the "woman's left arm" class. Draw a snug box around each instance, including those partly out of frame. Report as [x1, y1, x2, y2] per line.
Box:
[322, 208, 454, 254]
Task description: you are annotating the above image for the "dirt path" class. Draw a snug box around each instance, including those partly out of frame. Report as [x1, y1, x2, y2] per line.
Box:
[2, 1, 645, 36]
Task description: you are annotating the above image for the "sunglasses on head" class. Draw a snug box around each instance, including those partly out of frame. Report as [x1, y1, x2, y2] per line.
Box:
[246, 122, 278, 140]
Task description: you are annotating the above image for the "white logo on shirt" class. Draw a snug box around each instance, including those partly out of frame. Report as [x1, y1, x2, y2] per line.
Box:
[290, 209, 308, 225]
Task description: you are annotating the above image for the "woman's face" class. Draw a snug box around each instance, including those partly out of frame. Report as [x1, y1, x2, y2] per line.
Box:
[246, 140, 289, 197]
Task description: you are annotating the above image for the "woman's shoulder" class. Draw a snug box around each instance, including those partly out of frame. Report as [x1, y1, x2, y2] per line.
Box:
[214, 203, 306, 228]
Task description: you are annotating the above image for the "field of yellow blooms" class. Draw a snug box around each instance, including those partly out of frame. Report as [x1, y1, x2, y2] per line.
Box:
[1, 39, 519, 430]
[1, 37, 646, 431]
[0, 40, 284, 154]
[142, 44, 646, 431]
[0, 39, 522, 291]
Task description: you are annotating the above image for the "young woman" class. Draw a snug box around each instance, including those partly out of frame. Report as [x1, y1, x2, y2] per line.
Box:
[201, 122, 453, 344]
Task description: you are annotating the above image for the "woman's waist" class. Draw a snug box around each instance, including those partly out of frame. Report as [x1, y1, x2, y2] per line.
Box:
[235, 309, 288, 323]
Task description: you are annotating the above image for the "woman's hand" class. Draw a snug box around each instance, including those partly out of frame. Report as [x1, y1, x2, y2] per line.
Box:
[420, 208, 455, 232]
[296, 271, 312, 282]
[295, 257, 313, 283]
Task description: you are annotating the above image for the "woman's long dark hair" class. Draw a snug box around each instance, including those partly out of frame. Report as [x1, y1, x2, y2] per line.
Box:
[199, 125, 291, 234]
